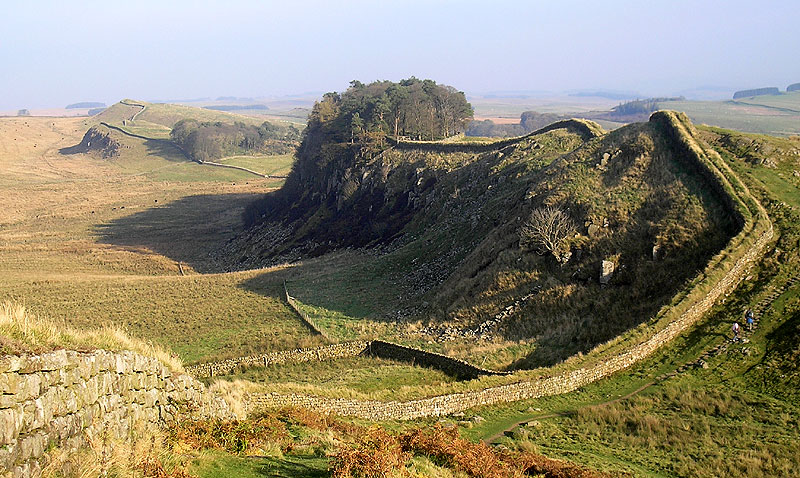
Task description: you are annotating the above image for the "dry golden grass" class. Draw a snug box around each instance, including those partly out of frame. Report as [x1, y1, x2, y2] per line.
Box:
[0, 300, 183, 371]
[0, 116, 318, 365]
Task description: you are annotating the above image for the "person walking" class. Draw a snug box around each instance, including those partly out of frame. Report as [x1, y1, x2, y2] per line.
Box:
[732, 321, 741, 342]
[745, 309, 755, 331]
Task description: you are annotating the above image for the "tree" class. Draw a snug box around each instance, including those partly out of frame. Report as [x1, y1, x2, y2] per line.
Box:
[350, 112, 364, 144]
[519, 206, 575, 260]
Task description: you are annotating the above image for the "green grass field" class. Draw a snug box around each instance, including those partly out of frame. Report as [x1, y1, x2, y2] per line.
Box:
[657, 99, 800, 136]
[735, 91, 800, 113]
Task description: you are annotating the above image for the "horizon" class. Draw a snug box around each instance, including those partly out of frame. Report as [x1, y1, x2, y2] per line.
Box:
[2, 0, 799, 110]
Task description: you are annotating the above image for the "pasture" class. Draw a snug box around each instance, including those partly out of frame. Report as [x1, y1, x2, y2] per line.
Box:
[0, 115, 315, 365]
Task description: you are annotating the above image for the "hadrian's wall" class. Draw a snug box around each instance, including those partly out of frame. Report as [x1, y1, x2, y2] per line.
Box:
[388, 119, 605, 154]
[185, 340, 509, 380]
[185, 342, 370, 378]
[0, 349, 232, 477]
[244, 111, 774, 420]
[247, 220, 772, 420]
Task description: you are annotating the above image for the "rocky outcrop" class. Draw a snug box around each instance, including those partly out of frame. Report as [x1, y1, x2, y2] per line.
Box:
[0, 350, 231, 477]
[61, 126, 123, 159]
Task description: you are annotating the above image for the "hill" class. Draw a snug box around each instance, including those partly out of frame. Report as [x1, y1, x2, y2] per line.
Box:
[2, 98, 799, 477]
[230, 93, 738, 366]
[58, 99, 301, 180]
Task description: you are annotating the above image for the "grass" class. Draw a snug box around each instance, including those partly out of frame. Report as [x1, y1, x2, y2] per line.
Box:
[734, 91, 800, 113]
[459, 128, 800, 477]
[0, 300, 183, 370]
[2, 271, 325, 364]
[3, 109, 800, 476]
[0, 115, 322, 365]
[218, 355, 457, 397]
[216, 154, 295, 176]
[658, 99, 800, 136]
[190, 450, 328, 478]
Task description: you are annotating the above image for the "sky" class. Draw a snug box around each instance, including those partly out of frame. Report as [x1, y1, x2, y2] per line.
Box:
[1, 0, 799, 110]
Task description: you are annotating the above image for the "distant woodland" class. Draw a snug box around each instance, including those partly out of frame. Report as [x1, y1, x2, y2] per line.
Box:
[66, 101, 106, 109]
[170, 119, 300, 162]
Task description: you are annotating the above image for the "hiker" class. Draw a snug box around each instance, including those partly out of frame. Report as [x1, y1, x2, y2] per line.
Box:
[745, 309, 755, 331]
[732, 322, 741, 342]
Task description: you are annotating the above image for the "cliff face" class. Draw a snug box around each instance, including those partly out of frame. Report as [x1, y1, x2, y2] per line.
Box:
[229, 115, 737, 365]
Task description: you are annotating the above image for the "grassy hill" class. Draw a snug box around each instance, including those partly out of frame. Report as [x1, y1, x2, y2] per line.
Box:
[59, 100, 299, 181]
[233, 114, 738, 368]
[2, 103, 799, 477]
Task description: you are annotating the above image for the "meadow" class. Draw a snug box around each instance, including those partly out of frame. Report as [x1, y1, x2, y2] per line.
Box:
[655, 97, 800, 137]
[0, 115, 317, 365]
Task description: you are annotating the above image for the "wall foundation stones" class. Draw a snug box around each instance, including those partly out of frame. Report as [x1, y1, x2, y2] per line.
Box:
[0, 350, 231, 477]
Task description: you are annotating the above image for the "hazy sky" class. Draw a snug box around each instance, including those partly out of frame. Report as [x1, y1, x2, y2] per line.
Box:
[1, 0, 798, 109]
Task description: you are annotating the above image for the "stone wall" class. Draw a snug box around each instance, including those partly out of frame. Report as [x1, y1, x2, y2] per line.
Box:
[244, 111, 774, 420]
[185, 340, 508, 380]
[389, 119, 605, 153]
[283, 281, 331, 341]
[0, 349, 231, 477]
[365, 341, 509, 380]
[185, 342, 370, 378]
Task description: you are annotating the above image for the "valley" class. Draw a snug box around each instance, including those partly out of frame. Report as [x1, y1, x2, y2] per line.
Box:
[1, 90, 799, 477]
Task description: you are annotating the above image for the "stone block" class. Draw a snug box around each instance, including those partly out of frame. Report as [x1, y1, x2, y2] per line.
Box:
[0, 440, 18, 469]
[39, 350, 68, 372]
[18, 431, 47, 461]
[0, 356, 25, 374]
[17, 375, 41, 402]
[0, 373, 21, 395]
[0, 405, 24, 445]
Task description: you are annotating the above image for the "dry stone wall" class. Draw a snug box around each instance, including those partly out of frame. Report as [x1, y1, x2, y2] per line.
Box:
[389, 119, 604, 154]
[185, 342, 370, 378]
[185, 340, 508, 380]
[245, 111, 774, 420]
[0, 350, 232, 477]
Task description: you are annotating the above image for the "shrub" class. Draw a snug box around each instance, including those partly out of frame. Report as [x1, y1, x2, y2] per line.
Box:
[330, 426, 411, 478]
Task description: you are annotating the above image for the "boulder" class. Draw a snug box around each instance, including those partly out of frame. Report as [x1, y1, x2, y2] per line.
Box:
[600, 260, 615, 284]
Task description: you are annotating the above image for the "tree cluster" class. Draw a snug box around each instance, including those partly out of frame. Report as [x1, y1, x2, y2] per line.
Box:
[611, 97, 683, 117]
[306, 78, 473, 145]
[170, 119, 300, 162]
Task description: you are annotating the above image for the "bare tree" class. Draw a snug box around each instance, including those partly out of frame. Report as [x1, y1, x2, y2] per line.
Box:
[520, 206, 576, 260]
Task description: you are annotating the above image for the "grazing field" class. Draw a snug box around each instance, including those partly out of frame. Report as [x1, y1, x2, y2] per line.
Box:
[215, 153, 295, 176]
[220, 355, 458, 398]
[734, 91, 800, 113]
[658, 99, 800, 136]
[0, 115, 314, 365]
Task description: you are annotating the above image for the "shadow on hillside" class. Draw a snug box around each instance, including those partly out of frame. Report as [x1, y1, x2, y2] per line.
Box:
[95, 193, 262, 272]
